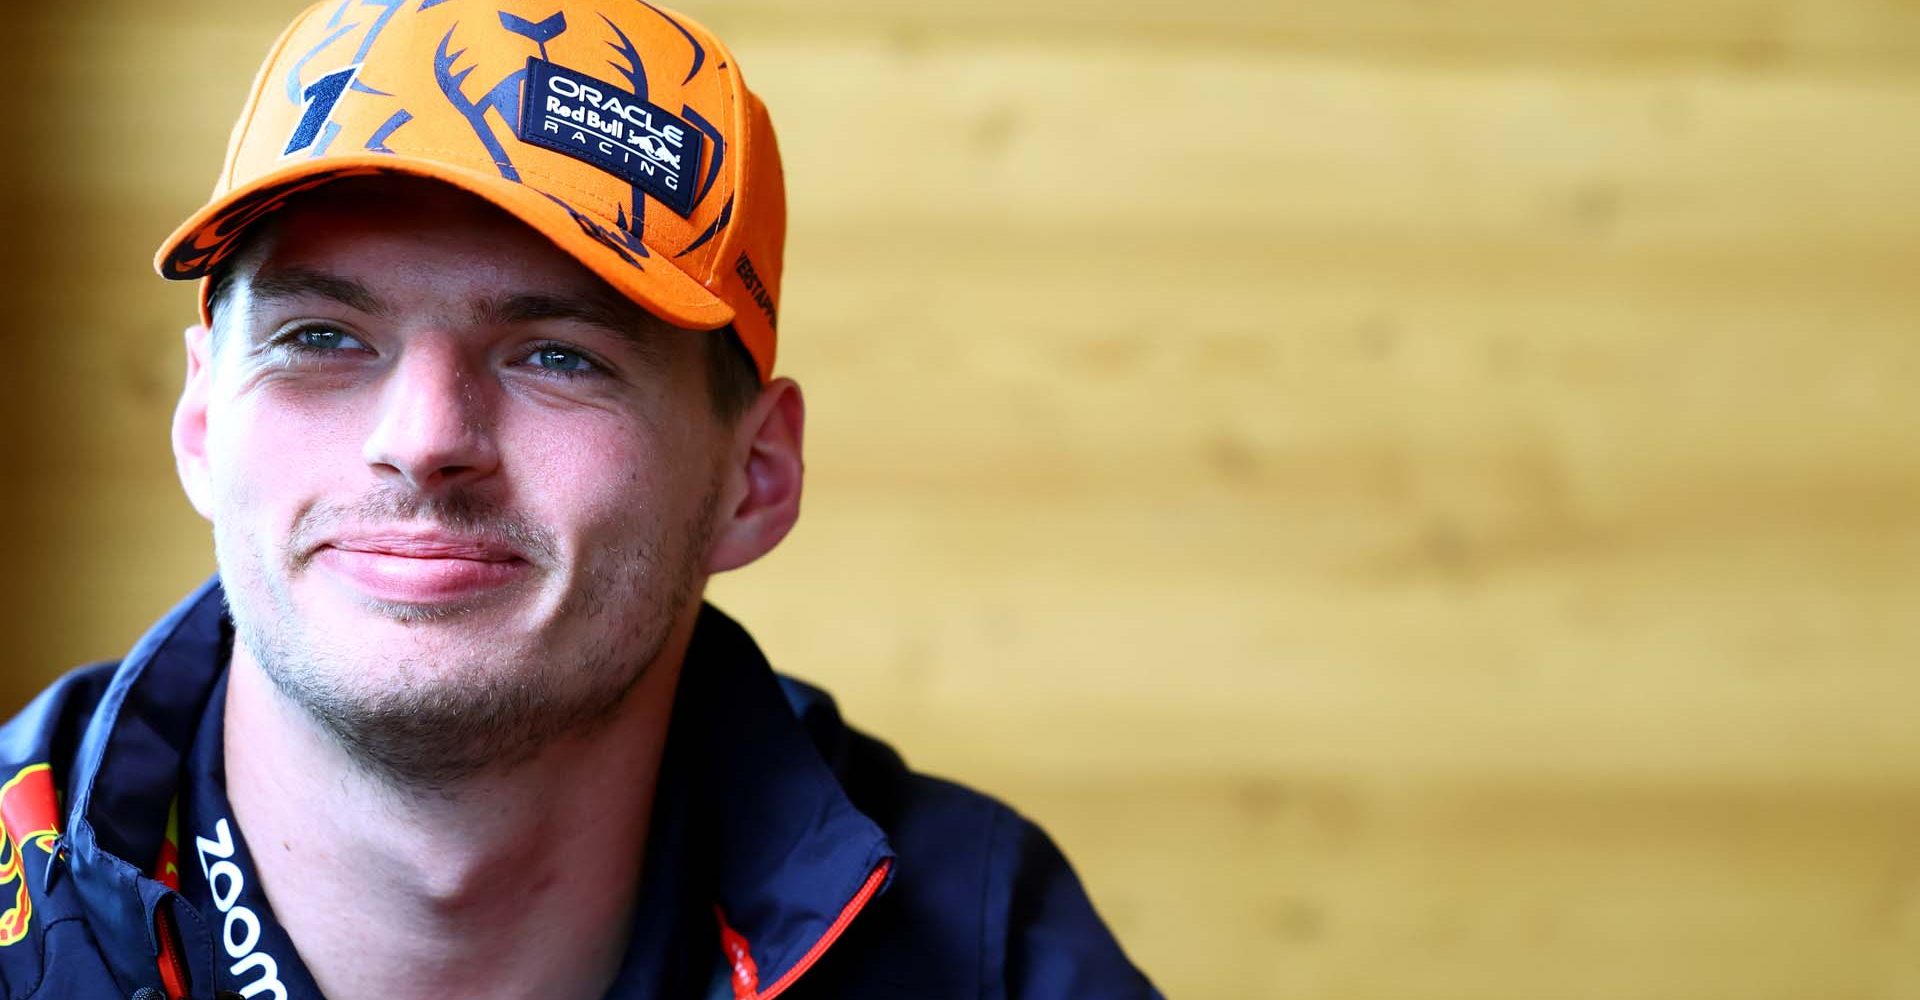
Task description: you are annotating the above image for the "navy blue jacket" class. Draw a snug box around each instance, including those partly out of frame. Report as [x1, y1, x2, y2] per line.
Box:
[0, 580, 1160, 999]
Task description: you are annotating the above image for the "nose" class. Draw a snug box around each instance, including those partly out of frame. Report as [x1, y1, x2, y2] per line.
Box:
[361, 343, 500, 493]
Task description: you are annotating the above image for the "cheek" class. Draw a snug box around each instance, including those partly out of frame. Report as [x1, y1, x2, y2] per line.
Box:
[202, 387, 356, 521]
[499, 409, 715, 549]
[503, 417, 657, 528]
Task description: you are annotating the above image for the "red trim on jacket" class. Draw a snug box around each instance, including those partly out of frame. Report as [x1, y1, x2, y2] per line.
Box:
[737, 860, 892, 1000]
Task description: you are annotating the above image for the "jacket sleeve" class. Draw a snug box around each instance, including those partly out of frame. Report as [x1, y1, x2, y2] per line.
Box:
[992, 809, 1164, 1000]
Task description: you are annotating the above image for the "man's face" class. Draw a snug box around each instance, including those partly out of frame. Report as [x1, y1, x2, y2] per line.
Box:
[184, 177, 730, 786]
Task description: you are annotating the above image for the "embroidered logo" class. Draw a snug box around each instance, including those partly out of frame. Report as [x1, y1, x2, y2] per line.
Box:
[733, 251, 777, 330]
[0, 764, 60, 947]
[517, 57, 704, 217]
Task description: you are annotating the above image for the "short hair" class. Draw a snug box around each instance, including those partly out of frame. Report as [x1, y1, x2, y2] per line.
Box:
[701, 324, 763, 425]
[205, 260, 762, 425]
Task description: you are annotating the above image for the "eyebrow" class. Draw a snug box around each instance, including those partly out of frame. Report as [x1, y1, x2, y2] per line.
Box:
[248, 267, 388, 316]
[474, 291, 674, 368]
[244, 266, 675, 367]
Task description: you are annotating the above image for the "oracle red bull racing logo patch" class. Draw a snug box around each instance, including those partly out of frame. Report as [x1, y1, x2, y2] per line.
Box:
[0, 764, 61, 947]
[518, 56, 704, 218]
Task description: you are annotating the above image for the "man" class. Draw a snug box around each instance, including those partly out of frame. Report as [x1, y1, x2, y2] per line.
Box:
[0, 2, 1159, 998]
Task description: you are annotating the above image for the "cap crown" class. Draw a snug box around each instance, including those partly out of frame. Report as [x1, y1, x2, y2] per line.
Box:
[158, 0, 785, 378]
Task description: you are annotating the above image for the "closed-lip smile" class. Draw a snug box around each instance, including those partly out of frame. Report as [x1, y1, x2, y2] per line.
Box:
[313, 530, 531, 605]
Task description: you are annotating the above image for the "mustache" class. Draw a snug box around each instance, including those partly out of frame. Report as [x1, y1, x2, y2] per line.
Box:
[287, 487, 559, 569]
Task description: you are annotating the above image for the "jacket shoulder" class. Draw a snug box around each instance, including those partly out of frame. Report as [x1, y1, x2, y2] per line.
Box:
[0, 662, 118, 781]
[777, 676, 1162, 1000]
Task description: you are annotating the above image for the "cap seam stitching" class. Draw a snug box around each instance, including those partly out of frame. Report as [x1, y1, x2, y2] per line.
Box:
[708, 53, 749, 288]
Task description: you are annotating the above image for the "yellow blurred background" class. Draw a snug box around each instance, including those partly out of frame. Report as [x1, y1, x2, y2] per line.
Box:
[6, 2, 1920, 997]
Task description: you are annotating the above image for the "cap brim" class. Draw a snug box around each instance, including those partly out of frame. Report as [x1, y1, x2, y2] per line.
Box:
[153, 155, 736, 332]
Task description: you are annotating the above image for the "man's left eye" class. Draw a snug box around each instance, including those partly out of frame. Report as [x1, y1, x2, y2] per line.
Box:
[523, 344, 600, 376]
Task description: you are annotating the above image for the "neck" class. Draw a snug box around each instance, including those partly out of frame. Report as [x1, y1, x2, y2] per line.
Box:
[220, 609, 696, 1000]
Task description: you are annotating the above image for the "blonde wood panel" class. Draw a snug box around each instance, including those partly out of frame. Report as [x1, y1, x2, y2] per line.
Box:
[995, 774, 1920, 1000]
[7, 3, 1920, 999]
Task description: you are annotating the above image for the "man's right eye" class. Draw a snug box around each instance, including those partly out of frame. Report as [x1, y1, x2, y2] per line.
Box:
[276, 325, 370, 353]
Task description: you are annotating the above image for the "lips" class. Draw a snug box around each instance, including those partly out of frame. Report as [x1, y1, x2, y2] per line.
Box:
[312, 532, 531, 606]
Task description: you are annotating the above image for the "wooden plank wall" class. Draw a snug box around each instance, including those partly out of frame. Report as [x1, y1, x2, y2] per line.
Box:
[6, 2, 1920, 997]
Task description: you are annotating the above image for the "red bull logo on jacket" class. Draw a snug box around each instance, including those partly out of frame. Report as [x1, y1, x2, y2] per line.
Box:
[0, 763, 61, 947]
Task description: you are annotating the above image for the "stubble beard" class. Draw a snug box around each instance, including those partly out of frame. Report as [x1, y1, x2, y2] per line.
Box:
[219, 482, 716, 792]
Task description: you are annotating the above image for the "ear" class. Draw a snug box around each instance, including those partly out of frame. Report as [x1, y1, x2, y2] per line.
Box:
[173, 323, 216, 521]
[706, 377, 805, 574]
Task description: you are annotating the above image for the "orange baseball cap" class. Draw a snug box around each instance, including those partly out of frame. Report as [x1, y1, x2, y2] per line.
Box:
[155, 0, 786, 381]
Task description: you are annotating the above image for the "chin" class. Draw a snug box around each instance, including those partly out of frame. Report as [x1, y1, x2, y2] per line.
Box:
[237, 605, 656, 788]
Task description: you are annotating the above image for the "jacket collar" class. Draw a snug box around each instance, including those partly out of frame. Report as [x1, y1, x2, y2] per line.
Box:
[63, 578, 894, 997]
[674, 604, 897, 991]
[65, 577, 229, 992]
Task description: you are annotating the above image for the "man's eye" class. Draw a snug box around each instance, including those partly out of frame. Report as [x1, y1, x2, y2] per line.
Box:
[278, 326, 369, 353]
[524, 344, 601, 376]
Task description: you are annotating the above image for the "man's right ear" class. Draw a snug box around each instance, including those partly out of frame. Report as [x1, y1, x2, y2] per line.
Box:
[172, 323, 215, 521]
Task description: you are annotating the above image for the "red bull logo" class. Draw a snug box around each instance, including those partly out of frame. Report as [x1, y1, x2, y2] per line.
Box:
[0, 764, 61, 947]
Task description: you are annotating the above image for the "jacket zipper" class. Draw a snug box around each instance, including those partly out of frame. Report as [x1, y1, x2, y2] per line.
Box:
[154, 904, 191, 1000]
[754, 860, 891, 1000]
[153, 806, 191, 998]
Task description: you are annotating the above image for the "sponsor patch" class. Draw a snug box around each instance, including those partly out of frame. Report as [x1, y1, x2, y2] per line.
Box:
[518, 57, 703, 218]
[0, 764, 60, 947]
